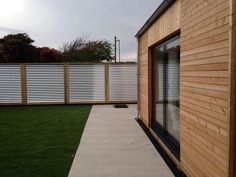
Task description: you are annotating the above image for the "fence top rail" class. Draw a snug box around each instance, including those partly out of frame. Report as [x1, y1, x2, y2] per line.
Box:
[0, 63, 137, 65]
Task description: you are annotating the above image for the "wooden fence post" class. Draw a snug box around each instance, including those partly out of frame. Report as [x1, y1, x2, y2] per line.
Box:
[64, 64, 69, 104]
[104, 64, 109, 103]
[20, 64, 27, 105]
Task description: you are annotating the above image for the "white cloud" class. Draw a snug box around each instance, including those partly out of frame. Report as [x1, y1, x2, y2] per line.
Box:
[0, 0, 24, 19]
[0, 0, 162, 61]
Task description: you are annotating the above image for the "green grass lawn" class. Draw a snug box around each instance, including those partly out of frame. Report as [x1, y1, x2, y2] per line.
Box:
[0, 105, 92, 177]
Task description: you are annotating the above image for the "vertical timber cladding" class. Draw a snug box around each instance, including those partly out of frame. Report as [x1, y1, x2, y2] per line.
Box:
[180, 0, 231, 177]
[138, 1, 180, 127]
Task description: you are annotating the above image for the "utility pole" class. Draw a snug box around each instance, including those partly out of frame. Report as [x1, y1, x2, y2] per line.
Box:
[114, 36, 117, 63]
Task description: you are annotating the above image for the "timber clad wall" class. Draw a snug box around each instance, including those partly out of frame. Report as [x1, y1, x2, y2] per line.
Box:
[138, 0, 180, 126]
[137, 0, 235, 177]
[180, 0, 230, 177]
[139, 32, 149, 126]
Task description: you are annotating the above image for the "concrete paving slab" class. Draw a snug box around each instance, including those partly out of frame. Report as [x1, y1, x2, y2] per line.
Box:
[68, 104, 174, 177]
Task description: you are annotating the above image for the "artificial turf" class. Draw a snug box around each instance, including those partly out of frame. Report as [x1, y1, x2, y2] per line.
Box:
[0, 105, 92, 177]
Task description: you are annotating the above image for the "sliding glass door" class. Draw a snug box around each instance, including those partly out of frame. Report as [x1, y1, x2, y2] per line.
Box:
[152, 35, 180, 158]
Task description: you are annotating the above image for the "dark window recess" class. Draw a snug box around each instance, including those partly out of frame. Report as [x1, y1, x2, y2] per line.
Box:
[114, 104, 128, 108]
[152, 35, 180, 159]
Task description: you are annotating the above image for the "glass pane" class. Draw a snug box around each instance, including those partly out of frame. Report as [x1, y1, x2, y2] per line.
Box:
[166, 38, 180, 141]
[153, 46, 164, 126]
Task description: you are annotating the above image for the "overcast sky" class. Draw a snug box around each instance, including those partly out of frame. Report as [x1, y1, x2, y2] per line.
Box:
[0, 0, 162, 61]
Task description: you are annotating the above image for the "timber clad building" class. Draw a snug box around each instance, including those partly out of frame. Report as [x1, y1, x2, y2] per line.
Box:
[136, 0, 236, 177]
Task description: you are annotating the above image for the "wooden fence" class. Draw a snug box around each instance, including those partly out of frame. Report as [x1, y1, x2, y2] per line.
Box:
[0, 64, 137, 105]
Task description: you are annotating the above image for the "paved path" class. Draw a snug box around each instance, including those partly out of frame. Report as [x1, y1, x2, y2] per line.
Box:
[68, 105, 174, 177]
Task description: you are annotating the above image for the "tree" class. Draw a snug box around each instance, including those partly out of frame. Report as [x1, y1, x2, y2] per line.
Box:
[0, 48, 8, 63]
[0, 33, 39, 63]
[38, 47, 63, 63]
[0, 33, 113, 63]
[62, 36, 113, 63]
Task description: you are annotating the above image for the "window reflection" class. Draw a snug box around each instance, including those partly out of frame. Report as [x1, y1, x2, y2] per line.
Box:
[152, 35, 180, 147]
[166, 39, 180, 141]
[153, 46, 164, 126]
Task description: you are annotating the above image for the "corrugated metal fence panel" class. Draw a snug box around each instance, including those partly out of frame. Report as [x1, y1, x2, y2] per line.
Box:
[109, 64, 137, 101]
[0, 65, 22, 103]
[69, 65, 105, 102]
[26, 65, 64, 103]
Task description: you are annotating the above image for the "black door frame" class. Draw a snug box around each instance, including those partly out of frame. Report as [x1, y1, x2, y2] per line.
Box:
[151, 34, 180, 160]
